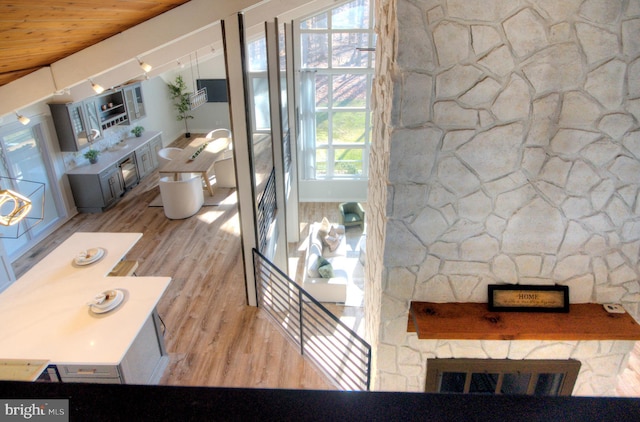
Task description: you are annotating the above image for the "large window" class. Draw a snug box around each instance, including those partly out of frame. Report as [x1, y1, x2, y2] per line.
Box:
[299, 0, 375, 180]
[248, 36, 270, 132]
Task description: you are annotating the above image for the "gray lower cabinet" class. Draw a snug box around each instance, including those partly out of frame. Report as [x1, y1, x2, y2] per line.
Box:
[135, 143, 154, 179]
[67, 132, 162, 212]
[134, 135, 162, 179]
[68, 164, 124, 213]
[149, 135, 162, 169]
[56, 312, 167, 384]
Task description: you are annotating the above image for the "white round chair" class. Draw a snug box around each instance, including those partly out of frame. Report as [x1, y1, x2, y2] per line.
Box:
[214, 156, 236, 188]
[157, 147, 183, 168]
[158, 173, 204, 219]
[205, 128, 232, 140]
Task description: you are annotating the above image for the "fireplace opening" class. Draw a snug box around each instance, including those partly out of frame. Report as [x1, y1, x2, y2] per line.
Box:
[425, 359, 581, 396]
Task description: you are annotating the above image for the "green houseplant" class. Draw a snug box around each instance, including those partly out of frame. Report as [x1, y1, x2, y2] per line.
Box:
[84, 148, 100, 164]
[131, 126, 145, 137]
[167, 75, 194, 138]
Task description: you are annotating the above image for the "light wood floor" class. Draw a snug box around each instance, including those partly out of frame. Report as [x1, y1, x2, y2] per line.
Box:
[12, 134, 334, 390]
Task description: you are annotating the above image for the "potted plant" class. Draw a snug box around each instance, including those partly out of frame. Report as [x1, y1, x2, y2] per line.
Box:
[84, 148, 100, 164]
[131, 126, 145, 137]
[167, 75, 194, 138]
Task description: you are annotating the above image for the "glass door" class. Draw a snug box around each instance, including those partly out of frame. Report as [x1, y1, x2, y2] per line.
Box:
[0, 120, 64, 259]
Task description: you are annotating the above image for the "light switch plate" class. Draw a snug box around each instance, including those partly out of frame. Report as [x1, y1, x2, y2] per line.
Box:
[603, 304, 626, 314]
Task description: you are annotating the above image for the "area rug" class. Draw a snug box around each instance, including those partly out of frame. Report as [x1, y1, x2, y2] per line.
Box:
[149, 188, 235, 207]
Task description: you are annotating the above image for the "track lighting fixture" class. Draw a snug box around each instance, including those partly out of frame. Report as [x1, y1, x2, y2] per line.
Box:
[15, 111, 30, 125]
[138, 57, 152, 73]
[89, 79, 105, 94]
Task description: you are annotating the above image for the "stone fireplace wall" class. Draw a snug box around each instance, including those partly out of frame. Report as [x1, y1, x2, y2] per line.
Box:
[367, 0, 640, 394]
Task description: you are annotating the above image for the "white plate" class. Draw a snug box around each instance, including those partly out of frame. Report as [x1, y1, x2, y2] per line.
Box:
[74, 247, 105, 266]
[89, 289, 124, 314]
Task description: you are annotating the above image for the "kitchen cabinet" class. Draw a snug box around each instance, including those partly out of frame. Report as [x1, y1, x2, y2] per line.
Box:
[96, 90, 128, 130]
[68, 163, 124, 212]
[50, 84, 145, 151]
[135, 143, 154, 179]
[57, 312, 166, 384]
[135, 134, 162, 179]
[49, 101, 103, 152]
[100, 163, 126, 206]
[149, 135, 162, 168]
[66, 131, 162, 213]
[83, 99, 103, 140]
[123, 83, 146, 123]
[149, 136, 162, 168]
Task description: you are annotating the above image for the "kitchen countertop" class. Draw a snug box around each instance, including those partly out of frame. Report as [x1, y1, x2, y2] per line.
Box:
[67, 131, 161, 175]
[0, 232, 171, 366]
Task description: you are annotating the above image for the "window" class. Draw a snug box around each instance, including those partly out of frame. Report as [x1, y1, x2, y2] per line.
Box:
[299, 0, 375, 180]
[248, 36, 270, 132]
[425, 359, 581, 396]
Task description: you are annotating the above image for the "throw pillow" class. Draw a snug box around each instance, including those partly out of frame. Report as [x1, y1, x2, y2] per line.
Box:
[324, 234, 340, 252]
[317, 256, 330, 268]
[321, 226, 340, 247]
[318, 261, 334, 278]
[318, 217, 332, 237]
[307, 253, 321, 278]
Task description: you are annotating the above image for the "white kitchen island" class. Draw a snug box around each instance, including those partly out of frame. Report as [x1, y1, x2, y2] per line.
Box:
[0, 232, 171, 384]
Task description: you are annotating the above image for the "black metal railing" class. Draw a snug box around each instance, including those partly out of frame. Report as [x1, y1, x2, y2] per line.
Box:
[256, 168, 277, 253]
[253, 248, 371, 391]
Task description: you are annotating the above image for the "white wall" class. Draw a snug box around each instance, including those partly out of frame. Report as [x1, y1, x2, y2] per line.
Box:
[298, 179, 367, 202]
[139, 77, 181, 147]
[160, 54, 231, 137]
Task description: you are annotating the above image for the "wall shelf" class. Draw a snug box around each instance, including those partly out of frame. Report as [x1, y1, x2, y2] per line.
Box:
[408, 302, 640, 341]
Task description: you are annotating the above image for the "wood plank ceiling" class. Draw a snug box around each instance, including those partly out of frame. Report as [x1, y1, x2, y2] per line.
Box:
[0, 0, 190, 87]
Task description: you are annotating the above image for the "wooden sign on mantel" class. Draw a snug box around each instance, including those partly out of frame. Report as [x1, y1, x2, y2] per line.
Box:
[488, 284, 569, 313]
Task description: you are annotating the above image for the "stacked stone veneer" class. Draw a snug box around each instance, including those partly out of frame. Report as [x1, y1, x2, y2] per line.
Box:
[367, 0, 640, 395]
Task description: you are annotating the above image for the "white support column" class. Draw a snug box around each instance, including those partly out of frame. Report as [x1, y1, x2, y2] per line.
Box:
[265, 20, 288, 273]
[222, 13, 259, 306]
[284, 21, 300, 244]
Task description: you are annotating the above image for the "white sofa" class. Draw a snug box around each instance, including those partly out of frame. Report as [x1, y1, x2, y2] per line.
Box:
[302, 220, 348, 302]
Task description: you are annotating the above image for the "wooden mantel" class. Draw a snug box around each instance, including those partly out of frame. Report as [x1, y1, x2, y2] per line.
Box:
[408, 302, 640, 341]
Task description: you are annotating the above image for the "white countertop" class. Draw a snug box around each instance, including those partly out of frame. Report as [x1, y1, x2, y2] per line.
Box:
[0, 232, 171, 366]
[67, 131, 161, 175]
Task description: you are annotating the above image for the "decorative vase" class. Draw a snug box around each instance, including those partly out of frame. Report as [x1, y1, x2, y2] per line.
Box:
[90, 158, 98, 164]
[135, 133, 142, 138]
